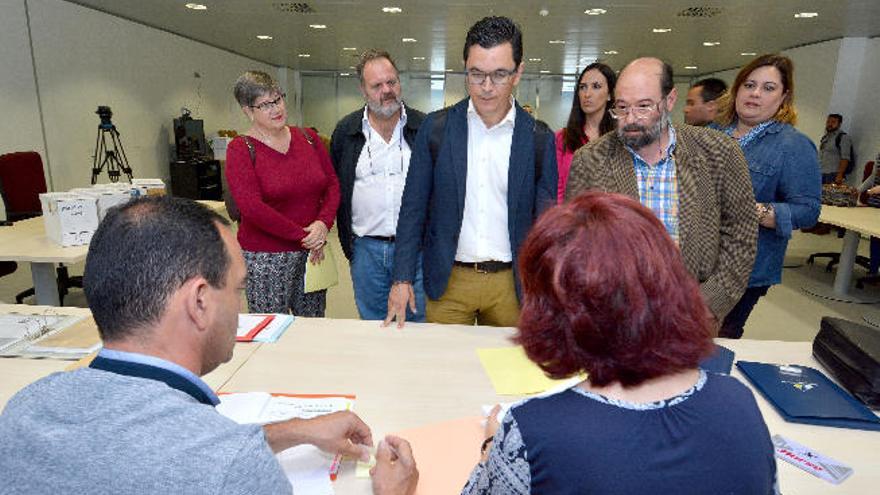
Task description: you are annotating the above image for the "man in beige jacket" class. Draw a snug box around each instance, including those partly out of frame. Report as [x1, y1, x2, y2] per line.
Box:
[566, 57, 757, 322]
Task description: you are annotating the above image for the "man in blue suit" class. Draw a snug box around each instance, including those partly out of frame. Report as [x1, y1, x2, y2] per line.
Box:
[384, 16, 557, 328]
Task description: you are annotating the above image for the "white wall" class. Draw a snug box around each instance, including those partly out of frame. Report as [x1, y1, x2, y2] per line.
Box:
[0, 0, 47, 177]
[784, 40, 841, 144]
[841, 38, 880, 181]
[2, 0, 278, 192]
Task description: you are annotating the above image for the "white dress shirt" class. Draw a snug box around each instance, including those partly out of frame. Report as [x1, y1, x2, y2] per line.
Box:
[352, 106, 411, 238]
[455, 98, 516, 263]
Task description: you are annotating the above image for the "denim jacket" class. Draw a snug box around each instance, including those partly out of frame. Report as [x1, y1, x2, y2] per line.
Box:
[742, 121, 821, 286]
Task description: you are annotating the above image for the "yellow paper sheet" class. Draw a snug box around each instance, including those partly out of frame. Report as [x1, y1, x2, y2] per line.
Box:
[304, 245, 339, 293]
[477, 346, 566, 395]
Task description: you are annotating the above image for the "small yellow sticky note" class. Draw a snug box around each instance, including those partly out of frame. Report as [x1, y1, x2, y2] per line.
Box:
[477, 346, 569, 395]
[355, 453, 376, 478]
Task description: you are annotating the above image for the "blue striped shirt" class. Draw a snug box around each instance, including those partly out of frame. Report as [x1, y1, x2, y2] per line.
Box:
[626, 127, 679, 241]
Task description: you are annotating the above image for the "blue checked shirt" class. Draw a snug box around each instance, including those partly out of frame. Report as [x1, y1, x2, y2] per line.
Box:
[626, 126, 679, 241]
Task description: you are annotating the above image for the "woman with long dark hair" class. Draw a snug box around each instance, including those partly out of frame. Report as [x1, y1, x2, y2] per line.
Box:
[555, 63, 616, 202]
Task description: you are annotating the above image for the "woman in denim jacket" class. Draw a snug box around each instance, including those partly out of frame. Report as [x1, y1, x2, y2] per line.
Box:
[713, 54, 821, 338]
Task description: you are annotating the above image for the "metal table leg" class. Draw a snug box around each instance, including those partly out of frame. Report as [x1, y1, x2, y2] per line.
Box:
[30, 262, 60, 306]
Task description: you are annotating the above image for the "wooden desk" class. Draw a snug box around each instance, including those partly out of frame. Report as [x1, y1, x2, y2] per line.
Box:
[222, 319, 880, 494]
[0, 200, 226, 306]
[807, 205, 880, 302]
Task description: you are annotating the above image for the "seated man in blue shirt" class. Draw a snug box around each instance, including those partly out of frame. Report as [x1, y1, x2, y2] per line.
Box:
[0, 196, 418, 495]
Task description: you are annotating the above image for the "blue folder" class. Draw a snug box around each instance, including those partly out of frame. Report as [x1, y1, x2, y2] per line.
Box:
[737, 361, 880, 431]
[699, 344, 735, 374]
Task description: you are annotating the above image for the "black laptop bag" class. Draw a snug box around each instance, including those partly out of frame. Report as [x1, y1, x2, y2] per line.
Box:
[813, 317, 880, 409]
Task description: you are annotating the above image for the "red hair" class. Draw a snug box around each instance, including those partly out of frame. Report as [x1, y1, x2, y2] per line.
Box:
[515, 192, 714, 387]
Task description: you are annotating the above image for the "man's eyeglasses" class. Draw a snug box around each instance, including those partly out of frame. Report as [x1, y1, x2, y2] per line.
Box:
[251, 93, 286, 112]
[609, 98, 665, 120]
[466, 68, 517, 86]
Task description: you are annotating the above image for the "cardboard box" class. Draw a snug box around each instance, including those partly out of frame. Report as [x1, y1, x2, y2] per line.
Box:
[39, 193, 99, 246]
[130, 178, 166, 197]
[70, 187, 132, 221]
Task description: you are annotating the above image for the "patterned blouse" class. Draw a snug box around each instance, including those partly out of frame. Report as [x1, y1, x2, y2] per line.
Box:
[461, 370, 779, 495]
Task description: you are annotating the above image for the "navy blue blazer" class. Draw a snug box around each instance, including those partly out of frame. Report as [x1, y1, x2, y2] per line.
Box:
[392, 98, 557, 300]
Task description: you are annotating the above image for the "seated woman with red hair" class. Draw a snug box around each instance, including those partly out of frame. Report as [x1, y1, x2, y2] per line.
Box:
[462, 192, 778, 495]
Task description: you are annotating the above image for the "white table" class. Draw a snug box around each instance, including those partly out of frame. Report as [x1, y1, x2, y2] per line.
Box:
[223, 319, 880, 494]
[0, 217, 88, 306]
[0, 200, 226, 306]
[3, 314, 877, 493]
[803, 205, 880, 303]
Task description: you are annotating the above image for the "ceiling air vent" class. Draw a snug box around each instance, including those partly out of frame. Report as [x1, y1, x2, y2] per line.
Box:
[272, 3, 316, 14]
[676, 6, 722, 18]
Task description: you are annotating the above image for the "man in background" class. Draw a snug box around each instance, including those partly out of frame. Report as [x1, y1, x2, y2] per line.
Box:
[684, 77, 727, 126]
[331, 49, 427, 322]
[819, 113, 854, 184]
[566, 58, 757, 323]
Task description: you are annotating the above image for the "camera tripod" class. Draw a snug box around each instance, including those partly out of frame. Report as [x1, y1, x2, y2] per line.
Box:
[91, 110, 134, 184]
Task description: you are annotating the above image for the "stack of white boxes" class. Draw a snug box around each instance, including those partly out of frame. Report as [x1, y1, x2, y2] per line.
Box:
[39, 179, 166, 246]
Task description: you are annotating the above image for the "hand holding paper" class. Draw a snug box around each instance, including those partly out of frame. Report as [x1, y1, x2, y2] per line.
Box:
[263, 410, 373, 457]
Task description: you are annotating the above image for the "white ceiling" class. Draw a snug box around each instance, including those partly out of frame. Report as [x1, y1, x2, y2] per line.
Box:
[66, 0, 880, 76]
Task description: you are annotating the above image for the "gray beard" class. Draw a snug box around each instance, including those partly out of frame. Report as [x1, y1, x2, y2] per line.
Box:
[368, 98, 402, 119]
[618, 110, 668, 149]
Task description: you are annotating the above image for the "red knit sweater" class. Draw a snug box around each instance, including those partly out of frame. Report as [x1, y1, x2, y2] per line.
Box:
[226, 127, 340, 253]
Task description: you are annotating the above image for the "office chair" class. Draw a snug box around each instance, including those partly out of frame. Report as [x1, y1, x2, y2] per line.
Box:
[806, 161, 874, 272]
[0, 176, 17, 287]
[0, 151, 82, 304]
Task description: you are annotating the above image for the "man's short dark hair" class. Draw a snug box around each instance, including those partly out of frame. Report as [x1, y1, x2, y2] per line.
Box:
[828, 113, 843, 124]
[660, 62, 674, 97]
[84, 196, 231, 342]
[692, 78, 728, 103]
[463, 16, 523, 66]
[356, 49, 399, 84]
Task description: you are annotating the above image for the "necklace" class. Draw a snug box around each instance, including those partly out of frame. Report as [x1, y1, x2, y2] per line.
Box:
[253, 125, 287, 145]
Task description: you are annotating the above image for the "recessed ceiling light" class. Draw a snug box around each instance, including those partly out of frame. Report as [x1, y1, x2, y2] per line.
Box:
[794, 12, 818, 18]
[528, 57, 542, 62]
[540, 70, 551, 73]
[402, 37, 417, 43]
[256, 35, 273, 40]
[340, 72, 351, 76]
[548, 40, 566, 44]
[653, 28, 672, 33]
[349, 66, 356, 69]
[185, 3, 207, 10]
[298, 53, 311, 58]
[309, 24, 327, 29]
[343, 47, 357, 51]
[412, 56, 426, 61]
[584, 8, 607, 15]
[603, 50, 619, 55]
[445, 68, 454, 72]
[703, 41, 721, 47]
[382, 7, 402, 14]
[741, 52, 757, 56]
[684, 66, 698, 70]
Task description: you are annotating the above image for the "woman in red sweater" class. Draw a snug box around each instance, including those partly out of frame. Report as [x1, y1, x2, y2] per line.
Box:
[227, 71, 340, 316]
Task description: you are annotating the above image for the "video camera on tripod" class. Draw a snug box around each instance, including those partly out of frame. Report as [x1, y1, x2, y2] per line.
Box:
[91, 106, 134, 184]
